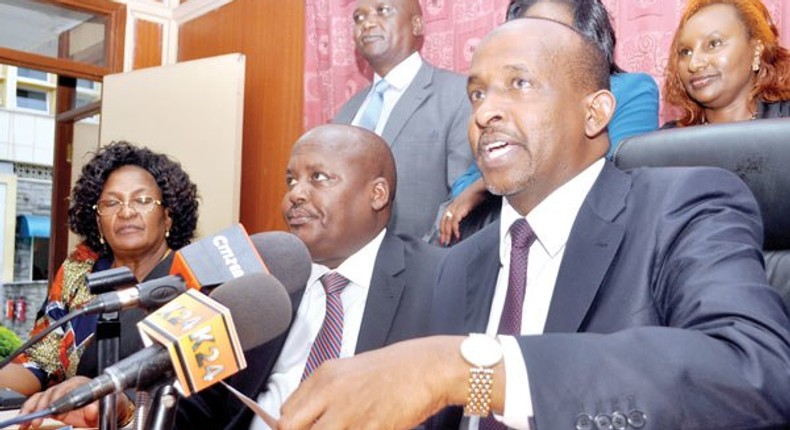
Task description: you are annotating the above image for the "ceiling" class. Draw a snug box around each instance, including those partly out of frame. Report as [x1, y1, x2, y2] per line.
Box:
[0, 0, 95, 58]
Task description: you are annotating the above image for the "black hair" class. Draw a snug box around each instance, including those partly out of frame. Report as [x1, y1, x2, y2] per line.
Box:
[506, 0, 624, 74]
[67, 141, 199, 257]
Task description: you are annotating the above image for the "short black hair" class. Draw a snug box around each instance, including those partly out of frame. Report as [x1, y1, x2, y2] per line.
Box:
[68, 141, 199, 257]
[506, 0, 624, 74]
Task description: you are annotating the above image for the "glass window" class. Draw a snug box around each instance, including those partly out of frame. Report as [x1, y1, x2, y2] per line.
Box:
[76, 79, 95, 89]
[0, 2, 109, 68]
[75, 92, 95, 109]
[17, 68, 47, 81]
[16, 87, 48, 112]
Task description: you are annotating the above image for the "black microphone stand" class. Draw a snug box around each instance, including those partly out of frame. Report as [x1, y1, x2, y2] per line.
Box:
[96, 311, 120, 430]
[143, 383, 180, 430]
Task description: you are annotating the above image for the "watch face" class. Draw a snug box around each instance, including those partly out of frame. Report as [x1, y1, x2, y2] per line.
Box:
[461, 334, 503, 367]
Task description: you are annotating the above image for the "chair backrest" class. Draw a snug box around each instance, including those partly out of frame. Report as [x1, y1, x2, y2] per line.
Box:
[613, 118, 790, 305]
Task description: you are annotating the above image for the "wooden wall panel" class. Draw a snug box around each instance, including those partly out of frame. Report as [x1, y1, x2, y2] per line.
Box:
[178, 0, 303, 234]
[133, 20, 162, 70]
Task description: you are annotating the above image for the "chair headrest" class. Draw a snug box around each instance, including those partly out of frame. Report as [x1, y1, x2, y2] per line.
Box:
[613, 118, 790, 250]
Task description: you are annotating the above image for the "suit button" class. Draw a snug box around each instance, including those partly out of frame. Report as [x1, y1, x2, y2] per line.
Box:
[611, 411, 627, 430]
[627, 410, 647, 428]
[575, 413, 594, 430]
[594, 414, 613, 430]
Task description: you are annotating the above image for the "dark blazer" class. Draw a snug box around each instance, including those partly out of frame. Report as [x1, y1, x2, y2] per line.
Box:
[333, 61, 473, 239]
[176, 233, 446, 430]
[430, 163, 790, 429]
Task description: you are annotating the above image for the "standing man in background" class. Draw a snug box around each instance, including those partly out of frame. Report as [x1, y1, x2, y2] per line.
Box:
[334, 0, 473, 239]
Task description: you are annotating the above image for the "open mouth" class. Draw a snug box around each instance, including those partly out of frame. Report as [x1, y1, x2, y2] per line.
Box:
[481, 140, 517, 161]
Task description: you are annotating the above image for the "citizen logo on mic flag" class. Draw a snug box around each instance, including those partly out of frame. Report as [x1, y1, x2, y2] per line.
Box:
[137, 290, 246, 396]
[170, 224, 268, 291]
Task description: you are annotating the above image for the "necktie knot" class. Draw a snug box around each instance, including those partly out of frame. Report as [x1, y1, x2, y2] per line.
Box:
[372, 78, 389, 95]
[510, 219, 536, 250]
[357, 79, 390, 131]
[320, 272, 349, 296]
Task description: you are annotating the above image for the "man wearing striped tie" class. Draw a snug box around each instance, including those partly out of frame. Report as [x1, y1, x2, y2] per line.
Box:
[175, 124, 446, 430]
[278, 17, 790, 430]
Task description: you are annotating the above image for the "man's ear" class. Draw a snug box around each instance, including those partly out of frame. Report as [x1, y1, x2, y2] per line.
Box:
[584, 89, 616, 138]
[370, 177, 390, 211]
[412, 15, 423, 36]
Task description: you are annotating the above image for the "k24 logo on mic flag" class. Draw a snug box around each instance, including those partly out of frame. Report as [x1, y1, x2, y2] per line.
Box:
[137, 290, 247, 396]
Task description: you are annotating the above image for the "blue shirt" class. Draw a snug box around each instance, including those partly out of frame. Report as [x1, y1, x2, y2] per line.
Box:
[451, 72, 659, 198]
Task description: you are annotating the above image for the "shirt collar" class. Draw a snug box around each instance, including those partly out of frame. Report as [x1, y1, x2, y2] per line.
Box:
[499, 158, 605, 262]
[308, 228, 388, 290]
[373, 52, 422, 92]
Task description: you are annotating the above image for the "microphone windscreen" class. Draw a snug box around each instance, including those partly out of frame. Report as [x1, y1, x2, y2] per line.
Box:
[250, 231, 311, 294]
[209, 272, 292, 351]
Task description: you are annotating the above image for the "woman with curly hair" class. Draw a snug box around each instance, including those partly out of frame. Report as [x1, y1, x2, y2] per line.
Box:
[664, 0, 790, 127]
[0, 141, 198, 426]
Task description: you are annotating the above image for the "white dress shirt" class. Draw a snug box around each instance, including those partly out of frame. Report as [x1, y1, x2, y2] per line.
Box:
[468, 159, 605, 430]
[250, 229, 387, 430]
[351, 52, 423, 136]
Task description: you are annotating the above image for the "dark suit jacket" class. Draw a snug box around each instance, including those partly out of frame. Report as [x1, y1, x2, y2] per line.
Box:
[430, 163, 790, 429]
[176, 233, 446, 429]
[333, 61, 473, 239]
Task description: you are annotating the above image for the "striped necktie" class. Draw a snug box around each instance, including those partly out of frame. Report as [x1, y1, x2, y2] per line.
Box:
[301, 271, 350, 380]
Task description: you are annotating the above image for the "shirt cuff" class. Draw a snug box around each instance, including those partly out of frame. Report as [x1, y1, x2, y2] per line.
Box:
[497, 335, 533, 430]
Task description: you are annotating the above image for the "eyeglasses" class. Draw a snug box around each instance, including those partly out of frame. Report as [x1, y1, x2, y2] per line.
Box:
[93, 196, 163, 216]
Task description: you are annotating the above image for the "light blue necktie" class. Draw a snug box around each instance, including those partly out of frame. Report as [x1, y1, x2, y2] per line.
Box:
[357, 79, 389, 131]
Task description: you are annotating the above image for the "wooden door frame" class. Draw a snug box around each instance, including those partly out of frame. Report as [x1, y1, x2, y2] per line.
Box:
[0, 0, 125, 281]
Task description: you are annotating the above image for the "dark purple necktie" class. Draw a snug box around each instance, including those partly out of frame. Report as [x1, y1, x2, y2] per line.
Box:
[480, 219, 536, 430]
[301, 272, 349, 381]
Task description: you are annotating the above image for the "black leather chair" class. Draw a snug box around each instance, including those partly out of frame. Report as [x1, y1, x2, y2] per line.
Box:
[613, 117, 790, 306]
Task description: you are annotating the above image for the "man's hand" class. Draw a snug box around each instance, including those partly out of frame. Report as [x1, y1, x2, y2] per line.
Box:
[440, 179, 489, 246]
[278, 336, 468, 430]
[17, 376, 132, 429]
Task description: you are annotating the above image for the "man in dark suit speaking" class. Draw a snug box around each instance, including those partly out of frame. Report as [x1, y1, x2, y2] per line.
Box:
[175, 124, 444, 429]
[278, 18, 790, 430]
[333, 0, 473, 239]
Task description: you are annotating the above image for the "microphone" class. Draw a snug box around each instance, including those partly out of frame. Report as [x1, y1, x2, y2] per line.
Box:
[77, 228, 311, 316]
[46, 272, 292, 415]
[79, 275, 187, 315]
[249, 231, 312, 294]
[169, 224, 268, 291]
[85, 266, 138, 294]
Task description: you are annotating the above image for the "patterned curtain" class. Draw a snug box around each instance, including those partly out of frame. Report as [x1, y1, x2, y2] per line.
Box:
[304, 0, 789, 128]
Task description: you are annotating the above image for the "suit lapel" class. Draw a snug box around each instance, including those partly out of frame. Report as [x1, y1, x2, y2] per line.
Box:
[333, 90, 367, 124]
[465, 221, 502, 333]
[381, 63, 433, 147]
[356, 233, 406, 352]
[544, 163, 629, 333]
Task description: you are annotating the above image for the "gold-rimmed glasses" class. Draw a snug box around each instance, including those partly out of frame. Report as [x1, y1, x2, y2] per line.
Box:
[93, 196, 162, 216]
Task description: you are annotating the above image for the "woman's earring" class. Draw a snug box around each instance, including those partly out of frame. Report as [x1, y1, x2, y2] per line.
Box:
[165, 230, 170, 238]
[753, 54, 761, 72]
[99, 234, 105, 245]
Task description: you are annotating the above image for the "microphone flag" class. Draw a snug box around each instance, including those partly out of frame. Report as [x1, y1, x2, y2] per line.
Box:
[169, 223, 268, 291]
[137, 289, 246, 396]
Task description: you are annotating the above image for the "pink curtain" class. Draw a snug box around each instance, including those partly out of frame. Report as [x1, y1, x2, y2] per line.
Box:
[304, 0, 789, 128]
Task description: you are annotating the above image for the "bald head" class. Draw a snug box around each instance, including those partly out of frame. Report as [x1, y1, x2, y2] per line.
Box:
[353, 0, 424, 76]
[282, 124, 397, 268]
[295, 124, 397, 200]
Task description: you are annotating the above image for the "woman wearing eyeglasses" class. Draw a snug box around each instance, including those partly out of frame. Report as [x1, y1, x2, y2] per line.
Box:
[0, 141, 199, 427]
